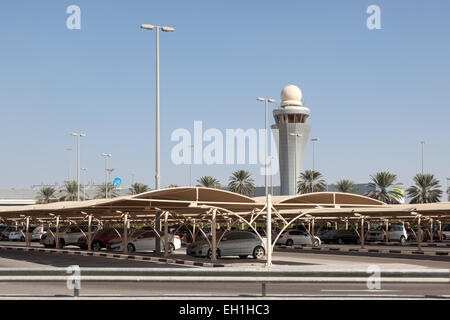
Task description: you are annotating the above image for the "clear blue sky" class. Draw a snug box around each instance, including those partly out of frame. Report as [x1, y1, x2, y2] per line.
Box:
[0, 0, 449, 191]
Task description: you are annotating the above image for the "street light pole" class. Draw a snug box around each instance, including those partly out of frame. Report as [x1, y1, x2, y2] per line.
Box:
[107, 168, 115, 198]
[140, 24, 175, 190]
[257, 97, 276, 196]
[102, 153, 112, 199]
[71, 133, 86, 201]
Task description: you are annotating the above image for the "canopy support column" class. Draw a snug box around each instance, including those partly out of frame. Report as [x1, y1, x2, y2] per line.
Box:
[155, 211, 161, 255]
[25, 217, 30, 247]
[266, 194, 272, 268]
[164, 211, 169, 258]
[192, 222, 196, 243]
[87, 214, 92, 251]
[417, 214, 422, 251]
[55, 216, 60, 249]
[438, 220, 442, 241]
[385, 220, 389, 243]
[211, 209, 217, 262]
[123, 213, 128, 254]
[310, 218, 315, 247]
[360, 217, 365, 249]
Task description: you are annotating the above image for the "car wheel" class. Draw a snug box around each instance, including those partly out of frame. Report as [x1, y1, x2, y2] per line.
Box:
[400, 236, 406, 245]
[207, 248, 220, 259]
[58, 240, 65, 249]
[337, 238, 344, 245]
[253, 246, 265, 260]
[20, 236, 25, 242]
[286, 239, 294, 246]
[314, 239, 320, 247]
[127, 243, 135, 253]
[91, 242, 101, 251]
[356, 238, 361, 245]
[168, 243, 175, 254]
[239, 255, 248, 259]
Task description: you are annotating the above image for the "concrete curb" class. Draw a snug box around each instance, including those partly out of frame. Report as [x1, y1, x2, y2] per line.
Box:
[277, 245, 450, 257]
[0, 245, 225, 268]
[367, 241, 450, 248]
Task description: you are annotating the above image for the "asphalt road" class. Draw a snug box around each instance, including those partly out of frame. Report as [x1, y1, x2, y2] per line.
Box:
[0, 247, 448, 299]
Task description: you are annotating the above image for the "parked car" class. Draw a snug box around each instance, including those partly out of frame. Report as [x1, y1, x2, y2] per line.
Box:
[187, 230, 267, 259]
[366, 225, 408, 244]
[442, 224, 450, 240]
[320, 229, 360, 244]
[40, 225, 101, 248]
[275, 230, 321, 246]
[8, 226, 36, 241]
[77, 227, 135, 251]
[31, 226, 49, 241]
[107, 230, 181, 253]
[1, 226, 17, 240]
[8, 229, 25, 241]
[388, 225, 408, 243]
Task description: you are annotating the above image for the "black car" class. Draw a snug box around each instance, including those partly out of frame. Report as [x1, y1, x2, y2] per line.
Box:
[320, 229, 360, 244]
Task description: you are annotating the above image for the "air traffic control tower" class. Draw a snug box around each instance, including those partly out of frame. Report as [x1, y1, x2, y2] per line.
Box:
[271, 85, 311, 195]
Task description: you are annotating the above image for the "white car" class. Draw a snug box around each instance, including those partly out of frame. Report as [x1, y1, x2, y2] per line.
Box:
[276, 230, 321, 246]
[40, 225, 101, 248]
[187, 230, 267, 259]
[31, 226, 48, 241]
[442, 224, 450, 240]
[1, 227, 17, 240]
[388, 225, 408, 243]
[367, 225, 408, 244]
[107, 230, 181, 253]
[8, 230, 26, 241]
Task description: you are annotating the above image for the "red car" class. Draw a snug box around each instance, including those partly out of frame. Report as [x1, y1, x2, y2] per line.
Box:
[78, 227, 134, 251]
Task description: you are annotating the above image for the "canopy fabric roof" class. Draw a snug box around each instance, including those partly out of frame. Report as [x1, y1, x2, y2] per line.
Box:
[0, 188, 449, 223]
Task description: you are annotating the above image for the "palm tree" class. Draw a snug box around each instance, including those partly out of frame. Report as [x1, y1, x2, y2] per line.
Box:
[228, 170, 255, 196]
[197, 176, 221, 188]
[297, 170, 327, 194]
[407, 173, 442, 204]
[334, 179, 356, 193]
[36, 187, 58, 204]
[365, 171, 403, 204]
[95, 183, 119, 199]
[59, 180, 81, 201]
[129, 183, 149, 195]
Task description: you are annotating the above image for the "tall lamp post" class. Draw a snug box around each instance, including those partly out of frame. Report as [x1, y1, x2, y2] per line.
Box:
[140, 24, 175, 190]
[311, 138, 319, 172]
[71, 133, 86, 201]
[257, 97, 276, 196]
[106, 168, 115, 198]
[81, 168, 87, 201]
[102, 153, 112, 199]
[290, 133, 302, 195]
[65, 148, 72, 182]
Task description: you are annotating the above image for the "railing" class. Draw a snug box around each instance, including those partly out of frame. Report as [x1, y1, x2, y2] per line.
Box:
[1, 267, 448, 297]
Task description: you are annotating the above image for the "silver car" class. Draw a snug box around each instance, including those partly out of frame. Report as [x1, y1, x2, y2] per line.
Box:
[187, 230, 266, 259]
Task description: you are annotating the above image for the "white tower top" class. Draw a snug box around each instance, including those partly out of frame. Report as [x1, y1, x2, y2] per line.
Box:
[280, 84, 303, 107]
